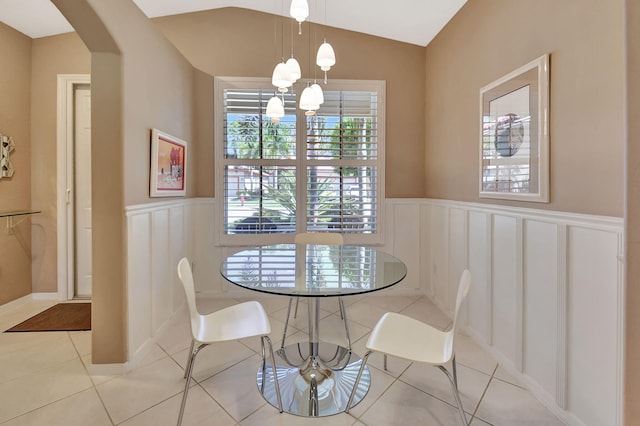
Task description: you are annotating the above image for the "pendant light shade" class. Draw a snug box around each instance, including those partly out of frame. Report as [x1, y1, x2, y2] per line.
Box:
[316, 40, 336, 71]
[300, 84, 320, 115]
[289, 0, 309, 34]
[266, 96, 285, 122]
[310, 83, 324, 105]
[286, 57, 301, 82]
[272, 62, 293, 91]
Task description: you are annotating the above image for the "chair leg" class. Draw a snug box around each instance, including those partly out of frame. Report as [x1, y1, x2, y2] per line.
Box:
[452, 354, 459, 388]
[260, 337, 267, 394]
[177, 343, 206, 426]
[437, 365, 468, 426]
[345, 350, 372, 413]
[263, 336, 283, 412]
[383, 354, 388, 371]
[281, 298, 294, 350]
[293, 297, 300, 318]
[338, 297, 352, 350]
[183, 339, 195, 379]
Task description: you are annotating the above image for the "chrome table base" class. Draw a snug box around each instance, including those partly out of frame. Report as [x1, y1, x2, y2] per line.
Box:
[257, 342, 370, 417]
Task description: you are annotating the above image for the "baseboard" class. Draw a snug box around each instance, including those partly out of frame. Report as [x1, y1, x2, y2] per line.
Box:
[31, 292, 62, 300]
[0, 293, 62, 314]
[89, 362, 127, 376]
[0, 294, 33, 313]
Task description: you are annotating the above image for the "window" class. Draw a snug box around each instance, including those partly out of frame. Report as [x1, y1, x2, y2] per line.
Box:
[215, 77, 385, 245]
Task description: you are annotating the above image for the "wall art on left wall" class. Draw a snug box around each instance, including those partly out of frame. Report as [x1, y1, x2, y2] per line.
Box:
[150, 129, 187, 197]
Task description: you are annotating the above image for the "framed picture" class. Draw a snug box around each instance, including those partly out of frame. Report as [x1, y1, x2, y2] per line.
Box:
[150, 129, 187, 197]
[479, 54, 549, 202]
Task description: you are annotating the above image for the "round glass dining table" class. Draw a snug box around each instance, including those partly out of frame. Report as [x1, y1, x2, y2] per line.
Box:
[220, 243, 407, 417]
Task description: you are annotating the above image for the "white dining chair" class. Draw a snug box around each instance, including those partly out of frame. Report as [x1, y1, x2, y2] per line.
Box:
[176, 257, 282, 426]
[281, 232, 349, 349]
[345, 269, 472, 425]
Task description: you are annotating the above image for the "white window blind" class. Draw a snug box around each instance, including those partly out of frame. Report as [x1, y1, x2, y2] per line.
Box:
[215, 77, 385, 245]
[305, 89, 379, 233]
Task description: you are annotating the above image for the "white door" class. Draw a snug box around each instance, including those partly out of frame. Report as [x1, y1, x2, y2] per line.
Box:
[74, 85, 92, 298]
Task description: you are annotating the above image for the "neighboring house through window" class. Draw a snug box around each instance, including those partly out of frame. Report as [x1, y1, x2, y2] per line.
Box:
[215, 77, 385, 245]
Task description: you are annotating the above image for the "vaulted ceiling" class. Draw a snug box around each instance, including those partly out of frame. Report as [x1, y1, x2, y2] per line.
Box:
[0, 0, 467, 46]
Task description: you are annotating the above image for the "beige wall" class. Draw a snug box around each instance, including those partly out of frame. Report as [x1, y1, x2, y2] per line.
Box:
[30, 33, 90, 293]
[2, 4, 425, 358]
[11, 7, 427, 298]
[52, 0, 201, 363]
[625, 0, 640, 422]
[0, 23, 32, 305]
[154, 7, 427, 198]
[424, 0, 625, 217]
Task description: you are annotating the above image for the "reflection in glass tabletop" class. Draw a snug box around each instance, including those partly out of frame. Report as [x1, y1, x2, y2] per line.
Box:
[221, 243, 407, 417]
[220, 244, 408, 298]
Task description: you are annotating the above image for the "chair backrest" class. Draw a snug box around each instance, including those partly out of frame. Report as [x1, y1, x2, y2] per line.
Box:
[452, 269, 472, 332]
[443, 269, 472, 361]
[177, 257, 201, 338]
[294, 232, 344, 245]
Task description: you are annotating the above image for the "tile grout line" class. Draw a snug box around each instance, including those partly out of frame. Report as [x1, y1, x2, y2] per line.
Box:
[469, 363, 499, 425]
[68, 331, 117, 425]
[0, 331, 116, 426]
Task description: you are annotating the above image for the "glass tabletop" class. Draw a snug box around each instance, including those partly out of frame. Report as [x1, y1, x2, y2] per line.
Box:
[220, 244, 407, 298]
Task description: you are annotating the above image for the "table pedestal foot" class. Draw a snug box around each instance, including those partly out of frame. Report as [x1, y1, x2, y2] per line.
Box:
[257, 342, 370, 417]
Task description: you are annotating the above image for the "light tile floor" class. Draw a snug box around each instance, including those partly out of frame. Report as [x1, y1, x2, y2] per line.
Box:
[0, 295, 565, 425]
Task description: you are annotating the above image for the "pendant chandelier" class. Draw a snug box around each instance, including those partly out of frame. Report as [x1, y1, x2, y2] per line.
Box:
[267, 0, 336, 118]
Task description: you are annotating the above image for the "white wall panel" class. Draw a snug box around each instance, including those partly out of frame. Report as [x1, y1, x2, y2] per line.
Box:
[390, 202, 422, 292]
[127, 212, 152, 359]
[126, 200, 193, 363]
[448, 208, 467, 315]
[192, 200, 217, 293]
[491, 214, 519, 366]
[468, 210, 491, 344]
[420, 204, 433, 296]
[123, 197, 623, 426]
[169, 206, 185, 312]
[523, 219, 558, 398]
[430, 205, 449, 306]
[422, 198, 623, 426]
[151, 210, 171, 333]
[567, 226, 621, 425]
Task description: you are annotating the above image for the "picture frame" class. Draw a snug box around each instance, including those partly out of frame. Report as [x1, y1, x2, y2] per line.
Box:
[150, 129, 187, 197]
[479, 54, 549, 202]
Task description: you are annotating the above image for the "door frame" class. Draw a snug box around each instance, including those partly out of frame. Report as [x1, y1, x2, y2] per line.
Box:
[56, 74, 91, 300]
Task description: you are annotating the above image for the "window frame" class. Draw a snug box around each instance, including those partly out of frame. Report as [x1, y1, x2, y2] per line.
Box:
[214, 76, 386, 246]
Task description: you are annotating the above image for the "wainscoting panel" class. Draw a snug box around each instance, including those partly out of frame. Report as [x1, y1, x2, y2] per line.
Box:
[150, 209, 171, 334]
[429, 204, 449, 302]
[126, 200, 193, 363]
[522, 219, 559, 402]
[421, 199, 623, 426]
[387, 201, 422, 293]
[566, 225, 621, 425]
[419, 204, 433, 297]
[190, 200, 218, 293]
[123, 197, 623, 426]
[126, 211, 152, 361]
[447, 208, 468, 316]
[169, 206, 186, 313]
[491, 214, 519, 366]
[467, 210, 491, 345]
